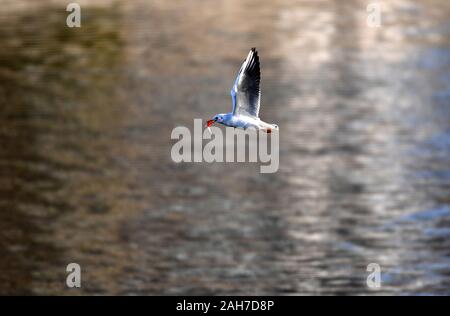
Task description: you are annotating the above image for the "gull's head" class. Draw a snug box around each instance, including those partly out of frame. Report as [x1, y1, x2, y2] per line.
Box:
[206, 114, 225, 127]
[273, 124, 279, 130]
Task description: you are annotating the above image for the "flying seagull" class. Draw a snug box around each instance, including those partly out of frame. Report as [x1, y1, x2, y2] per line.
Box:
[206, 48, 278, 133]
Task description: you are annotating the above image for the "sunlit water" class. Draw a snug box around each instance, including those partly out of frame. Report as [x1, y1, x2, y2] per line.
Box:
[0, 0, 449, 295]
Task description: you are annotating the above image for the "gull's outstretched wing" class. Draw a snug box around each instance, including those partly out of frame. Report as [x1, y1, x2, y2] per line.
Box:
[230, 48, 261, 118]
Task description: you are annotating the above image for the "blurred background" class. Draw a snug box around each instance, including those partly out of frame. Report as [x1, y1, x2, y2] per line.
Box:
[0, 0, 449, 295]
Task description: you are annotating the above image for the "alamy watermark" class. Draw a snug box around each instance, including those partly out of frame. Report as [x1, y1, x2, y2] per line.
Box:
[66, 263, 81, 288]
[366, 263, 381, 289]
[171, 119, 279, 173]
[366, 2, 382, 28]
[66, 3, 81, 28]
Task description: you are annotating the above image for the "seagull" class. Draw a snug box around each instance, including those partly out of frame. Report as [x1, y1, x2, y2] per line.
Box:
[206, 48, 279, 133]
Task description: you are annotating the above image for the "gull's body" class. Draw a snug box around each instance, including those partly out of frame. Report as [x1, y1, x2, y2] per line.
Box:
[207, 48, 278, 133]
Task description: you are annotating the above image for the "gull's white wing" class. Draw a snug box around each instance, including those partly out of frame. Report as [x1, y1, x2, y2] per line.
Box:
[230, 48, 261, 118]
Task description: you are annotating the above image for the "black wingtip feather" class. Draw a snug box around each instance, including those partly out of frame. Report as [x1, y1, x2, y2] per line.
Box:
[247, 48, 259, 69]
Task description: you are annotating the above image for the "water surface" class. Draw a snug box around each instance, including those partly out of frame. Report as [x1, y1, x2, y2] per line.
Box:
[0, 0, 449, 295]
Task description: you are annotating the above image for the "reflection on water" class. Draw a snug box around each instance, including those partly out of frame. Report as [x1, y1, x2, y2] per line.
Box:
[0, 0, 449, 295]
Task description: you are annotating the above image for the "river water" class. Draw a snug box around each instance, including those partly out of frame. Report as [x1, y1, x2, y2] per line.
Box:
[0, 0, 449, 295]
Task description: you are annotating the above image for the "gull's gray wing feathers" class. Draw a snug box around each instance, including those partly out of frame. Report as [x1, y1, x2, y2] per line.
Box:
[230, 48, 261, 118]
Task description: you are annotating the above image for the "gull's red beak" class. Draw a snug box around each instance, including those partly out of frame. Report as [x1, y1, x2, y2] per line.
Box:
[206, 119, 215, 127]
